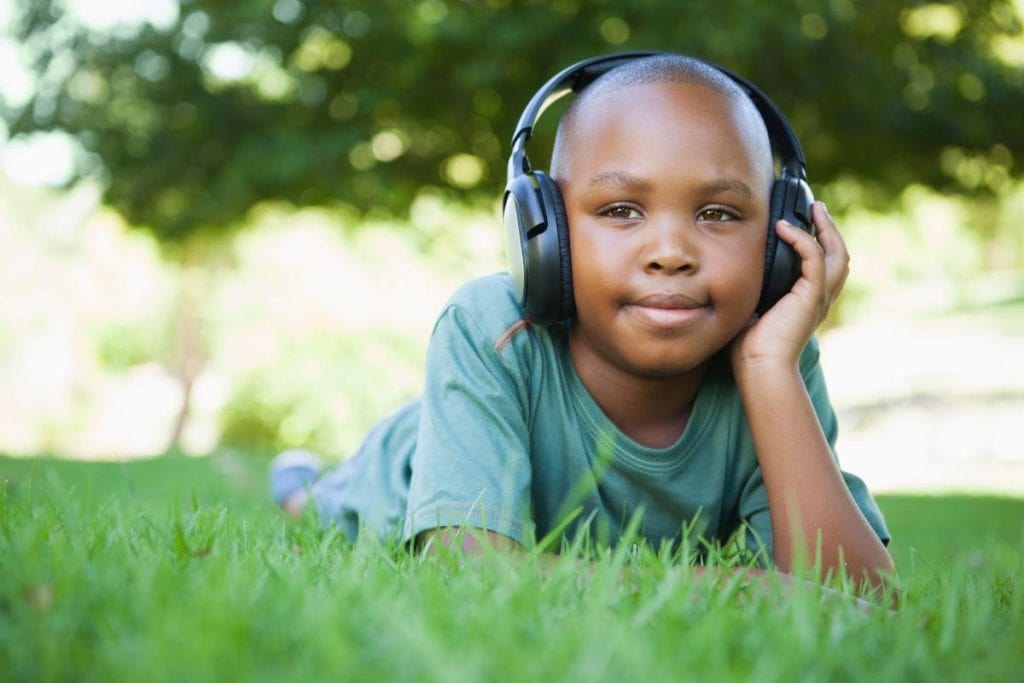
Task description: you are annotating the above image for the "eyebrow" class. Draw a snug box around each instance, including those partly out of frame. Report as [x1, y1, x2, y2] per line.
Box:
[697, 178, 756, 199]
[585, 171, 756, 199]
[585, 170, 652, 192]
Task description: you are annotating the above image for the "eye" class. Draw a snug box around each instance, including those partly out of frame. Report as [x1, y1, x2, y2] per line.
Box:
[599, 203, 643, 220]
[696, 206, 740, 223]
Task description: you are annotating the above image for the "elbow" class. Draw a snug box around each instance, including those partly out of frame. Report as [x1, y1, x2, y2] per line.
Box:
[860, 551, 900, 608]
[417, 528, 522, 556]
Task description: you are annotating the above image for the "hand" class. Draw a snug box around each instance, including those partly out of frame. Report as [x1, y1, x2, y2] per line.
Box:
[730, 201, 849, 372]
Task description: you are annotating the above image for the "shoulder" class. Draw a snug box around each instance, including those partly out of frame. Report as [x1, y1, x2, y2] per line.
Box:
[436, 273, 541, 353]
[445, 272, 522, 320]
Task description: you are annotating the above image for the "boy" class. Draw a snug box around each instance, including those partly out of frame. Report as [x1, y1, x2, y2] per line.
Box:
[271, 53, 893, 588]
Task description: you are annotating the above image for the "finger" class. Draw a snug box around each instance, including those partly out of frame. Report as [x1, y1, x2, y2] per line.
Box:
[776, 219, 825, 287]
[811, 200, 836, 233]
[810, 202, 850, 299]
[812, 202, 845, 256]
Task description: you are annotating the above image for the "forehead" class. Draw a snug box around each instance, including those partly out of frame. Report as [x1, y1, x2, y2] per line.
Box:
[562, 81, 772, 183]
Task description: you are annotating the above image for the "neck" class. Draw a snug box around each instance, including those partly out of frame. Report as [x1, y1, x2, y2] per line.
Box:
[569, 339, 710, 450]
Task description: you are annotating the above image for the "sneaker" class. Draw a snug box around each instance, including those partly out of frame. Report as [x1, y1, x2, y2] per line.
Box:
[269, 448, 324, 507]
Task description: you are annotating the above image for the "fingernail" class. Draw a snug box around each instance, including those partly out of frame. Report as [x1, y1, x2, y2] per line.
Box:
[818, 200, 831, 217]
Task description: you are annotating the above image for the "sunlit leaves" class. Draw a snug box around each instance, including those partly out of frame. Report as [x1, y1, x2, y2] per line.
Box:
[3, 0, 1022, 244]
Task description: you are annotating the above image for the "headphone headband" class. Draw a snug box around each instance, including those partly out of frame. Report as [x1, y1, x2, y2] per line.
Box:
[507, 51, 807, 186]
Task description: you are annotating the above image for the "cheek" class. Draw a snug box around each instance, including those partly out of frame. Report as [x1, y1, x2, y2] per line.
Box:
[570, 250, 615, 315]
[711, 233, 767, 308]
[568, 220, 619, 285]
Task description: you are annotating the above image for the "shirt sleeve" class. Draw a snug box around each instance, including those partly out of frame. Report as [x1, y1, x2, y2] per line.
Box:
[402, 302, 536, 547]
[739, 337, 891, 564]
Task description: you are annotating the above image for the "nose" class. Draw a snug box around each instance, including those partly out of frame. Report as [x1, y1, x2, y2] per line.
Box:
[643, 215, 698, 274]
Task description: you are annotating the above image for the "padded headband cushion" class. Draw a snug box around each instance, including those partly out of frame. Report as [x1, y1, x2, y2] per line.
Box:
[763, 178, 788, 301]
[540, 173, 574, 319]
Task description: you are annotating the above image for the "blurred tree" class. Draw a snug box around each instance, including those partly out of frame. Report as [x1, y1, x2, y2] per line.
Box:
[5, 0, 1023, 240]
[4, 0, 1022, 451]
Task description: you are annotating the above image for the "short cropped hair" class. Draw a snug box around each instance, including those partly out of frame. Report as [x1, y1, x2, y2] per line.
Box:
[550, 54, 768, 180]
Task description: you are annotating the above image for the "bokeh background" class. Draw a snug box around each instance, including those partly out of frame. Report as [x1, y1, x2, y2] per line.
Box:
[0, 0, 1021, 495]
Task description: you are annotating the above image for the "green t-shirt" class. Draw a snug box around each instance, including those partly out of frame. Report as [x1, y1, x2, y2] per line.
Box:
[310, 273, 890, 560]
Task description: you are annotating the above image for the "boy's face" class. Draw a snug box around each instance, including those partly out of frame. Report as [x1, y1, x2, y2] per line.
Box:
[559, 81, 773, 380]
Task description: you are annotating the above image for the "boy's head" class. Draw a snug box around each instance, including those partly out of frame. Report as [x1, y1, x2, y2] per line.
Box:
[550, 54, 772, 192]
[549, 55, 777, 379]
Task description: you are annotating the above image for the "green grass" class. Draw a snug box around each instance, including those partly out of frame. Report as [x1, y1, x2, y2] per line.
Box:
[1, 454, 1021, 682]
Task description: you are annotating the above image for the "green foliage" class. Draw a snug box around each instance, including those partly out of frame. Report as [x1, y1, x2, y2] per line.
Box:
[5, 0, 1023, 243]
[1, 454, 1023, 681]
[217, 329, 424, 457]
[94, 319, 174, 371]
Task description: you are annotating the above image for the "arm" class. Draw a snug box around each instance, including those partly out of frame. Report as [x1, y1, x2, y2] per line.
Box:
[418, 528, 522, 555]
[730, 202, 895, 593]
[402, 280, 537, 547]
[418, 528, 891, 613]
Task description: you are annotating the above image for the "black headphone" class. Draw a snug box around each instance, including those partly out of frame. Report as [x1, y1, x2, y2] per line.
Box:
[502, 51, 815, 325]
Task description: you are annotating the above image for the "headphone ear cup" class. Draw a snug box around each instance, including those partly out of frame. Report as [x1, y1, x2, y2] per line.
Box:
[502, 175, 534, 310]
[507, 171, 573, 325]
[757, 176, 814, 314]
[758, 179, 788, 314]
[536, 172, 575, 321]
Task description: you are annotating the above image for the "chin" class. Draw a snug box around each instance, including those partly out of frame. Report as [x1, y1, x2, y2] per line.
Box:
[624, 353, 711, 380]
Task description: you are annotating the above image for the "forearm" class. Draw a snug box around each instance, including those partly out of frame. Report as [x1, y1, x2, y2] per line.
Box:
[735, 363, 894, 591]
[420, 527, 892, 610]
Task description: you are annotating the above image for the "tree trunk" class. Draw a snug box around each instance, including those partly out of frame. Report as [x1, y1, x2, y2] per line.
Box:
[166, 255, 207, 453]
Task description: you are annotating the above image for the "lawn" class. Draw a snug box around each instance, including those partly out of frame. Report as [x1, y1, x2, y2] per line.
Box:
[1, 453, 1021, 682]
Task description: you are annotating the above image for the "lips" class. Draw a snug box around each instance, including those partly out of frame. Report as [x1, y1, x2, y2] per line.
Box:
[626, 292, 709, 329]
[633, 293, 705, 309]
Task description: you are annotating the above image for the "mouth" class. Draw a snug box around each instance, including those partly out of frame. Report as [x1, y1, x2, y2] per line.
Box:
[625, 293, 709, 329]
